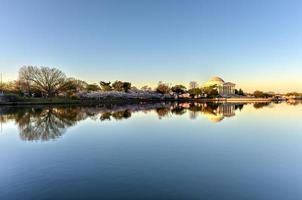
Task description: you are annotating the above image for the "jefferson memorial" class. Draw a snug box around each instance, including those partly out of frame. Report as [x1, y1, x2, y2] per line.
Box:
[204, 76, 236, 96]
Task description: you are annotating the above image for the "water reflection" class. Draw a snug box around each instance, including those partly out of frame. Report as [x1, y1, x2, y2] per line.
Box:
[100, 110, 132, 121]
[0, 102, 274, 141]
[201, 103, 236, 122]
[1, 107, 88, 141]
[286, 99, 302, 106]
[253, 102, 272, 109]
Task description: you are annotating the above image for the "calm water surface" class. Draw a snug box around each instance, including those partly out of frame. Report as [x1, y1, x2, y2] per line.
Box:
[0, 101, 302, 200]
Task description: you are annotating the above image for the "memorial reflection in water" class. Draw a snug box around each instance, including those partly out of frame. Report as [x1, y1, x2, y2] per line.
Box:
[0, 101, 295, 141]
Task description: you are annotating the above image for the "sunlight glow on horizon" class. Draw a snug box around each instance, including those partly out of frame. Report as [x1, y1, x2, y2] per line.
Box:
[1, 68, 301, 93]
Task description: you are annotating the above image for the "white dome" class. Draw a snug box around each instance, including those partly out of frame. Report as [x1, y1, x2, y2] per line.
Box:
[210, 76, 224, 82]
[204, 76, 225, 86]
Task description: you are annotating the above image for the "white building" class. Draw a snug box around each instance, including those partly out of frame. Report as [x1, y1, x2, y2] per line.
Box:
[204, 76, 236, 96]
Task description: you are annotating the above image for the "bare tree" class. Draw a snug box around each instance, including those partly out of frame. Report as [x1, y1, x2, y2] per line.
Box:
[19, 66, 66, 97]
[189, 81, 199, 89]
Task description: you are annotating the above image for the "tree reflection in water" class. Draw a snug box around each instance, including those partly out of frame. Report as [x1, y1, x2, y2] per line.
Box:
[286, 100, 302, 106]
[253, 102, 271, 109]
[16, 107, 88, 141]
[100, 110, 132, 121]
[156, 107, 171, 119]
[0, 102, 272, 141]
[0, 106, 89, 141]
[18, 108, 69, 141]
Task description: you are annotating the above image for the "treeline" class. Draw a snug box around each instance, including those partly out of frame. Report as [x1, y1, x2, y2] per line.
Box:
[252, 91, 274, 98]
[1, 66, 133, 98]
[0, 65, 249, 99]
[252, 91, 302, 98]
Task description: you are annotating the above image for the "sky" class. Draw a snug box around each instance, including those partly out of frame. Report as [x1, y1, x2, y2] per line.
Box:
[0, 0, 302, 93]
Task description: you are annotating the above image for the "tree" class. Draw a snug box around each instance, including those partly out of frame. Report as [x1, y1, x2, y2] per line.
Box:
[286, 92, 300, 96]
[1, 81, 22, 94]
[130, 86, 139, 91]
[112, 81, 131, 92]
[235, 88, 244, 96]
[253, 90, 272, 98]
[189, 81, 198, 89]
[156, 82, 170, 94]
[99, 81, 112, 91]
[203, 85, 219, 98]
[86, 84, 101, 92]
[188, 88, 202, 98]
[60, 78, 88, 97]
[112, 81, 124, 91]
[19, 66, 66, 97]
[171, 85, 187, 97]
[238, 89, 244, 95]
[18, 67, 32, 95]
[123, 82, 131, 92]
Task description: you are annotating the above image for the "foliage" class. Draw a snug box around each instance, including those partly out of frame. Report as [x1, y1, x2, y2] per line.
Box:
[19, 66, 66, 97]
[188, 88, 202, 98]
[99, 81, 112, 91]
[286, 92, 301, 96]
[171, 85, 187, 96]
[156, 82, 170, 94]
[3, 66, 290, 101]
[86, 84, 101, 92]
[253, 90, 272, 98]
[203, 85, 219, 98]
[112, 81, 131, 92]
[60, 78, 88, 97]
[112, 81, 124, 91]
[1, 81, 18, 94]
[235, 88, 244, 96]
[77, 90, 173, 100]
[123, 82, 131, 92]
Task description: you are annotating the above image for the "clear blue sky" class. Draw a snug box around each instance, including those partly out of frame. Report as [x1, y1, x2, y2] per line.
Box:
[1, 0, 302, 92]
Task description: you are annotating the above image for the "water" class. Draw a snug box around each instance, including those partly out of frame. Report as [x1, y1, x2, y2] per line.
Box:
[0, 101, 302, 200]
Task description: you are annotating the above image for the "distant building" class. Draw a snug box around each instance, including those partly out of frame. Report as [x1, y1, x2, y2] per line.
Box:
[204, 76, 236, 97]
